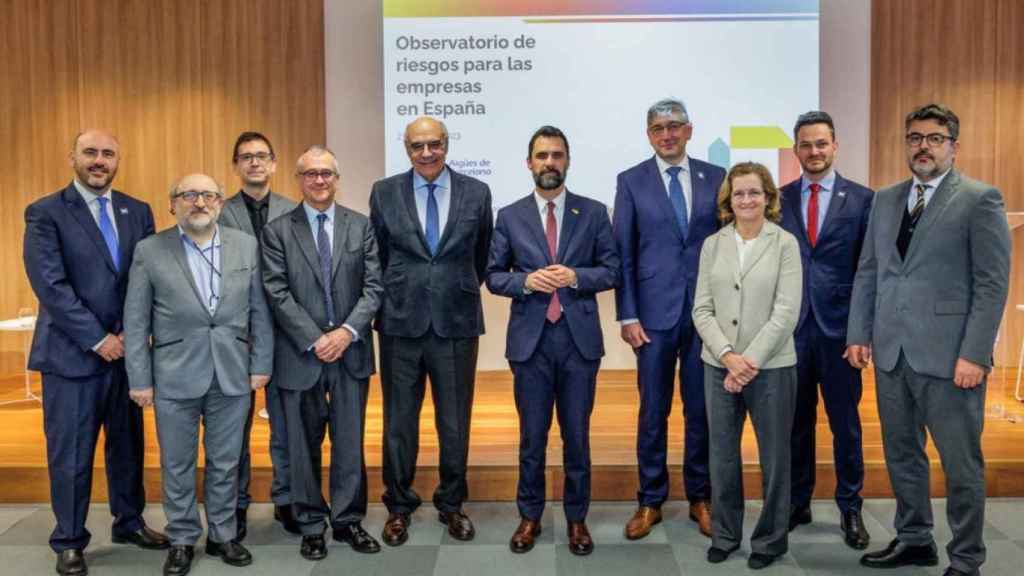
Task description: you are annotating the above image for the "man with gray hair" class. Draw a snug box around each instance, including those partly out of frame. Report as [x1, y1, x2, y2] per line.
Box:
[614, 99, 725, 540]
[125, 173, 274, 575]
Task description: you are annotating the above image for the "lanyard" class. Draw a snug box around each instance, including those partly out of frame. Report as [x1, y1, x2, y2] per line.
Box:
[183, 228, 221, 310]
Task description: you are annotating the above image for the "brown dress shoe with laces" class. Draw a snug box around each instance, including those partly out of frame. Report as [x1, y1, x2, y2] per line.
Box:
[568, 522, 594, 556]
[624, 506, 662, 540]
[509, 519, 542, 554]
[689, 500, 712, 537]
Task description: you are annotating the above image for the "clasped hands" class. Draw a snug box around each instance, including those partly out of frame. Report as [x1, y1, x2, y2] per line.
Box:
[721, 352, 759, 394]
[313, 327, 353, 363]
[525, 265, 576, 293]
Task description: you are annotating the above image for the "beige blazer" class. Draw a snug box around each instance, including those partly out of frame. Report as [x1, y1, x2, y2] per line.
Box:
[692, 220, 802, 369]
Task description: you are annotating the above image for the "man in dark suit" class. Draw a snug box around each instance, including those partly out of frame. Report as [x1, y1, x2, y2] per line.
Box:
[779, 111, 873, 549]
[218, 131, 299, 539]
[369, 116, 493, 545]
[614, 99, 725, 539]
[487, 126, 619, 556]
[23, 129, 168, 576]
[261, 146, 383, 560]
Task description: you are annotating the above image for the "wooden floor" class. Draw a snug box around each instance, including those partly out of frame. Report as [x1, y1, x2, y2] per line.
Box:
[1, 369, 1023, 502]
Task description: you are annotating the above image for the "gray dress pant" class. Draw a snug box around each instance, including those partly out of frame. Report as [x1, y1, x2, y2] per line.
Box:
[153, 377, 251, 545]
[705, 364, 796, 556]
[875, 352, 987, 573]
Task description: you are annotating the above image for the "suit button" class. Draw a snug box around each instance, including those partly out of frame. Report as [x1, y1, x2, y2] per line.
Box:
[209, 323, 215, 328]
[732, 319, 738, 326]
[734, 284, 740, 290]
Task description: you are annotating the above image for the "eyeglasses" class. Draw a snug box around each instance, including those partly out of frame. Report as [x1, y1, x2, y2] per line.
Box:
[407, 140, 446, 154]
[173, 190, 222, 204]
[236, 152, 274, 164]
[647, 121, 688, 136]
[732, 190, 765, 200]
[299, 170, 337, 182]
[905, 132, 955, 148]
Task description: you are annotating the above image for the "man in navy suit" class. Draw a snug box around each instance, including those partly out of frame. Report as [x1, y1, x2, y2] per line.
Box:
[615, 99, 725, 539]
[779, 111, 873, 549]
[23, 129, 168, 576]
[487, 126, 619, 556]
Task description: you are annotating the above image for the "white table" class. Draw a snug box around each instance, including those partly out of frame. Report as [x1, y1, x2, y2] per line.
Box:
[0, 316, 39, 405]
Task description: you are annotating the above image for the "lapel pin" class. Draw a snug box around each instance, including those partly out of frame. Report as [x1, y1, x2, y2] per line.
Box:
[698, 171, 705, 180]
[837, 191, 846, 198]
[119, 208, 129, 214]
[571, 208, 579, 215]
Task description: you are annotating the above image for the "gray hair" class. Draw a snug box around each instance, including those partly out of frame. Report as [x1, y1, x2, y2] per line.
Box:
[647, 98, 690, 126]
[295, 145, 341, 175]
[168, 174, 224, 199]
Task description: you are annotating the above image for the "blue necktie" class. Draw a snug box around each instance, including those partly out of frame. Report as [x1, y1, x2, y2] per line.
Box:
[316, 213, 336, 326]
[425, 183, 440, 255]
[667, 166, 689, 240]
[96, 196, 120, 271]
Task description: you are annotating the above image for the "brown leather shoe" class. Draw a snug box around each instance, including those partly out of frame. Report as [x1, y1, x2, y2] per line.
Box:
[438, 509, 475, 541]
[382, 513, 410, 547]
[509, 518, 542, 554]
[568, 522, 594, 556]
[689, 500, 712, 538]
[624, 506, 662, 540]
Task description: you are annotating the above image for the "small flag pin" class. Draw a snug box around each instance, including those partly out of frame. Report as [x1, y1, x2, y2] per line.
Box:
[571, 208, 579, 215]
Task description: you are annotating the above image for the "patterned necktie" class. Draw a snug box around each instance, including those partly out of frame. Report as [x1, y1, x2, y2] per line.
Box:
[96, 196, 119, 271]
[807, 183, 820, 247]
[425, 183, 440, 255]
[316, 213, 336, 326]
[545, 201, 561, 323]
[667, 166, 689, 239]
[910, 183, 927, 224]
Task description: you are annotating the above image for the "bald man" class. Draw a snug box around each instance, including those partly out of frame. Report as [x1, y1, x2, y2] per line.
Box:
[370, 117, 493, 545]
[24, 130, 167, 576]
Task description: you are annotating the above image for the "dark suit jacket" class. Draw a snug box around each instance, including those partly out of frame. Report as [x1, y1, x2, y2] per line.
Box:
[779, 173, 873, 340]
[486, 191, 620, 362]
[613, 156, 725, 330]
[23, 183, 155, 378]
[369, 167, 493, 339]
[261, 203, 383, 389]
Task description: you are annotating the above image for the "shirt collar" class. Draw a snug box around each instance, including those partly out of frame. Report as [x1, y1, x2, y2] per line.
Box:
[534, 189, 566, 214]
[302, 200, 336, 224]
[655, 154, 691, 176]
[73, 179, 112, 203]
[912, 168, 952, 191]
[801, 170, 836, 193]
[240, 189, 270, 209]
[177, 225, 221, 250]
[413, 166, 451, 192]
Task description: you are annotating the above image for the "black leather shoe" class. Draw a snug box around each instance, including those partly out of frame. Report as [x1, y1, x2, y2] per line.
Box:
[748, 552, 779, 570]
[438, 509, 475, 541]
[333, 523, 381, 554]
[274, 505, 301, 535]
[943, 567, 980, 576]
[788, 504, 812, 532]
[706, 544, 739, 563]
[112, 525, 170, 550]
[841, 508, 870, 550]
[234, 508, 248, 543]
[163, 545, 193, 576]
[382, 513, 410, 546]
[860, 538, 938, 568]
[56, 549, 87, 576]
[205, 539, 252, 567]
[300, 534, 327, 561]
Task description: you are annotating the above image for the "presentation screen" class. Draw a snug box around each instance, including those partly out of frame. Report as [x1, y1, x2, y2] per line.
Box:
[382, 0, 820, 210]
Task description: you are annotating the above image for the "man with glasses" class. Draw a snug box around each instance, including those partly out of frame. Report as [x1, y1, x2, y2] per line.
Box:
[219, 131, 299, 539]
[848, 104, 1010, 576]
[614, 99, 725, 540]
[124, 173, 274, 575]
[369, 116, 493, 546]
[261, 146, 383, 559]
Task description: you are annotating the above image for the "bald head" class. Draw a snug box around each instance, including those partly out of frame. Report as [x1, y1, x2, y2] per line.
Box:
[70, 129, 121, 191]
[404, 116, 449, 181]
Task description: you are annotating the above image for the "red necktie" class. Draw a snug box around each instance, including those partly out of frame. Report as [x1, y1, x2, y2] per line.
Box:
[807, 183, 820, 247]
[545, 201, 561, 323]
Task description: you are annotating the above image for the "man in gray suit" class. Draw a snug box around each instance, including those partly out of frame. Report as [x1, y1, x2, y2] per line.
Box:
[847, 104, 1010, 576]
[261, 146, 383, 560]
[218, 131, 299, 538]
[125, 173, 274, 575]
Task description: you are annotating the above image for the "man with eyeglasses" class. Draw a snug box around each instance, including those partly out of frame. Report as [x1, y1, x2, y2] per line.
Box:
[261, 146, 383, 560]
[848, 104, 1010, 576]
[778, 111, 873, 549]
[23, 129, 167, 576]
[614, 99, 725, 540]
[369, 116, 493, 546]
[124, 173, 274, 575]
[218, 131, 299, 539]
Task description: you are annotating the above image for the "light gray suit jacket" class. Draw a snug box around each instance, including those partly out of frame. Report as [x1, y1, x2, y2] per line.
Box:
[219, 190, 297, 237]
[692, 221, 802, 370]
[124, 226, 274, 399]
[847, 170, 1010, 378]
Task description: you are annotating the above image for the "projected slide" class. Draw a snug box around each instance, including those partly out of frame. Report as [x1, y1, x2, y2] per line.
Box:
[383, 1, 820, 209]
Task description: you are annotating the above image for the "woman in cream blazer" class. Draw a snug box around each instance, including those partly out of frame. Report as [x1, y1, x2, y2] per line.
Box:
[691, 162, 802, 570]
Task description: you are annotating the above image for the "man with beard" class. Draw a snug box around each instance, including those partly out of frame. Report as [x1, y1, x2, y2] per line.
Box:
[218, 131, 299, 538]
[124, 173, 274, 575]
[487, 126, 619, 556]
[778, 111, 872, 549]
[23, 129, 167, 576]
[614, 99, 725, 539]
[848, 104, 1009, 576]
[370, 116, 493, 545]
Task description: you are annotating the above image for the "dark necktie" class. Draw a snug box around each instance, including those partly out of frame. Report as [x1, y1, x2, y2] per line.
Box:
[807, 182, 820, 247]
[910, 183, 927, 224]
[316, 213, 336, 326]
[667, 166, 689, 240]
[545, 201, 561, 323]
[425, 183, 440, 255]
[96, 196, 120, 271]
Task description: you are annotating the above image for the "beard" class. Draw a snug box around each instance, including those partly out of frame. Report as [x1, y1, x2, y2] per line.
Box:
[534, 169, 565, 190]
[180, 211, 217, 235]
